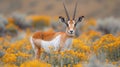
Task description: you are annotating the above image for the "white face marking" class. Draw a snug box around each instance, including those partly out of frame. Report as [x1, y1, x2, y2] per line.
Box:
[67, 20, 76, 35]
[40, 35, 61, 53]
[68, 21, 74, 30]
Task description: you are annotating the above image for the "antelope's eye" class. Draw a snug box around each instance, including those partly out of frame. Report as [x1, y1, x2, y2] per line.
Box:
[65, 23, 69, 27]
[74, 23, 77, 26]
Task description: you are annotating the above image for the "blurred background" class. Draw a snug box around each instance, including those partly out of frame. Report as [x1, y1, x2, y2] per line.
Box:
[0, 0, 120, 37]
[0, 0, 120, 18]
[0, 0, 120, 34]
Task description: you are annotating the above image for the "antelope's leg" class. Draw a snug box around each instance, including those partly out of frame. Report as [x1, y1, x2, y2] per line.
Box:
[33, 39, 42, 59]
[35, 47, 41, 59]
[58, 39, 65, 52]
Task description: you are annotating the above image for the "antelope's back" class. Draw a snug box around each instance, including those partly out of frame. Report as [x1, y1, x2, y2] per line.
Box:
[32, 31, 56, 41]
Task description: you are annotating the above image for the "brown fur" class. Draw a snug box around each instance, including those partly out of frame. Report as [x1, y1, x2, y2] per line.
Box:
[32, 30, 71, 41]
[69, 20, 74, 23]
[33, 31, 56, 41]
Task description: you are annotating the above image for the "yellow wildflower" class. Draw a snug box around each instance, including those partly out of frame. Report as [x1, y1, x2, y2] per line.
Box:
[20, 60, 51, 67]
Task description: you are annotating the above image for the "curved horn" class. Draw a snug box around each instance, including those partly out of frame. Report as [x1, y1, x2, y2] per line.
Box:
[63, 1, 70, 20]
[73, 0, 78, 20]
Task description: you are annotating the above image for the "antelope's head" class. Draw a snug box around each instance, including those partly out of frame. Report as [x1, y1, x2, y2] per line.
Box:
[59, 1, 84, 36]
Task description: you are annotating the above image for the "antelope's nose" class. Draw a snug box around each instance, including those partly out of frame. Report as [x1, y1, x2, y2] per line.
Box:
[70, 30, 73, 34]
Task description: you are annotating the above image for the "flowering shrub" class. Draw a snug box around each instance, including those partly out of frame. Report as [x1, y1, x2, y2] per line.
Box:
[20, 60, 51, 67]
[0, 35, 32, 66]
[27, 15, 50, 29]
[93, 34, 120, 61]
[5, 23, 19, 36]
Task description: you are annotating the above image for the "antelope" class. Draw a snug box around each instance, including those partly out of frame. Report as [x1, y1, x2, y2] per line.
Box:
[30, 1, 84, 59]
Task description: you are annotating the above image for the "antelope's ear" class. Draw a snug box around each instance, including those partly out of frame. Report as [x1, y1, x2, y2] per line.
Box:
[59, 16, 65, 23]
[76, 16, 84, 22]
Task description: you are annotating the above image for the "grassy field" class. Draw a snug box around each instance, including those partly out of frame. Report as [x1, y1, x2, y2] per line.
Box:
[0, 15, 120, 67]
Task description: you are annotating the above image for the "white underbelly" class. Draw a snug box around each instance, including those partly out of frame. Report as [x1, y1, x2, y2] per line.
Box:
[40, 35, 61, 52]
[40, 35, 73, 53]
